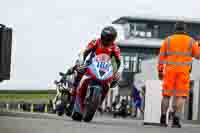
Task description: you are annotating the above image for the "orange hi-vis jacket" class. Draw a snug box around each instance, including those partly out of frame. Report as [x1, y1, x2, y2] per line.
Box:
[157, 33, 200, 73]
[157, 33, 200, 97]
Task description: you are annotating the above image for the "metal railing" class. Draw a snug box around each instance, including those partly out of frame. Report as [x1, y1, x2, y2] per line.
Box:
[0, 102, 52, 113]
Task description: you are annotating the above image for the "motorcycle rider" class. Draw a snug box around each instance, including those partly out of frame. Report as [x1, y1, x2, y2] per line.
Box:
[73, 26, 121, 117]
[64, 52, 86, 115]
[132, 85, 144, 118]
[52, 71, 71, 112]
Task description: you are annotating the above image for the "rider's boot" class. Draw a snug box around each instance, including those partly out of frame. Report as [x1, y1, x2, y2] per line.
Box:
[66, 89, 76, 116]
[97, 87, 109, 114]
[68, 74, 82, 115]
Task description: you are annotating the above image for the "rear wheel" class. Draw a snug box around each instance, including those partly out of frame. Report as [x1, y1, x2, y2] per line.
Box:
[57, 111, 64, 116]
[56, 102, 64, 116]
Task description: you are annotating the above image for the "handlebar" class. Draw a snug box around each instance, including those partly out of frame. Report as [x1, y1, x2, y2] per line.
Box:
[59, 72, 65, 76]
[76, 65, 87, 73]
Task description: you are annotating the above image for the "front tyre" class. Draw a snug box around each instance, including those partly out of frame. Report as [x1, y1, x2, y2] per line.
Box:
[83, 87, 101, 122]
[72, 112, 82, 121]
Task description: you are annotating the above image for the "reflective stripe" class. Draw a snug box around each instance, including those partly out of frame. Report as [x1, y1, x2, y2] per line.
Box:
[165, 37, 193, 56]
[166, 51, 191, 56]
[159, 52, 192, 57]
[189, 39, 193, 53]
[167, 37, 170, 50]
[162, 89, 189, 94]
[159, 60, 192, 66]
[159, 37, 193, 66]
[159, 51, 191, 56]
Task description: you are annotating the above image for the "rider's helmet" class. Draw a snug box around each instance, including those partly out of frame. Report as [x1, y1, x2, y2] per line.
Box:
[101, 26, 117, 46]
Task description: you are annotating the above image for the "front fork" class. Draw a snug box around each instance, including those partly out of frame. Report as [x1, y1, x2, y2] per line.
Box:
[73, 72, 110, 114]
[73, 84, 102, 114]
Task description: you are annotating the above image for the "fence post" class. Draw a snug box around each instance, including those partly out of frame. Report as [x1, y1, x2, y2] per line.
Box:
[6, 103, 9, 111]
[45, 104, 48, 113]
[18, 104, 21, 112]
[31, 104, 34, 112]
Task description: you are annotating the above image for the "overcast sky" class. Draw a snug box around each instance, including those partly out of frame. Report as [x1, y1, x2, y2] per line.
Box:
[0, 0, 199, 90]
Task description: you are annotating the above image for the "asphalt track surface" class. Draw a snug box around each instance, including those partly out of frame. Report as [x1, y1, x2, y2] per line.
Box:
[0, 112, 200, 133]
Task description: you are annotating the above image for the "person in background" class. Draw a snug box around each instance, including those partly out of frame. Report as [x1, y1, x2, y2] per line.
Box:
[132, 85, 144, 118]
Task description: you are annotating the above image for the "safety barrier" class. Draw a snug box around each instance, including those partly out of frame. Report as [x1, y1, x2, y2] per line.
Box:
[0, 102, 53, 113]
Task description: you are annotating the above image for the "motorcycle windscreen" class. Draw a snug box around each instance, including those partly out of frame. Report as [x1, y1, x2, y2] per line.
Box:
[88, 54, 113, 80]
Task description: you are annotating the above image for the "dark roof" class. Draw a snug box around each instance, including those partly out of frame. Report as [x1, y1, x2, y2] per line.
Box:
[112, 16, 200, 25]
[118, 44, 161, 49]
[117, 38, 162, 48]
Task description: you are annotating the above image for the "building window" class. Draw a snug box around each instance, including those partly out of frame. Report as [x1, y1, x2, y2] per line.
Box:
[125, 23, 160, 39]
[146, 32, 152, 38]
[153, 25, 159, 38]
[121, 55, 142, 73]
[138, 58, 142, 72]
[123, 23, 131, 39]
[124, 56, 130, 71]
[136, 23, 147, 31]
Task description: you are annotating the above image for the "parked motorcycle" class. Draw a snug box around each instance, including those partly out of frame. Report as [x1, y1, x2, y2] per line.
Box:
[72, 54, 114, 122]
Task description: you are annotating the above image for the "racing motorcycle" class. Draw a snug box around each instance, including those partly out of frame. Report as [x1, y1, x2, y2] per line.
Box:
[53, 72, 72, 116]
[72, 54, 114, 122]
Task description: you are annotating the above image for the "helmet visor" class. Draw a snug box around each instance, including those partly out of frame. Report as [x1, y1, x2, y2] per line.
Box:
[101, 35, 115, 46]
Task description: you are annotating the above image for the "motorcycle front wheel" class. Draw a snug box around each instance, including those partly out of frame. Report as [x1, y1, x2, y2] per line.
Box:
[82, 86, 101, 122]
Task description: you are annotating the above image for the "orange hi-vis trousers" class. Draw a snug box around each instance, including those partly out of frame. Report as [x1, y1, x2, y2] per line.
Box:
[162, 70, 190, 97]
